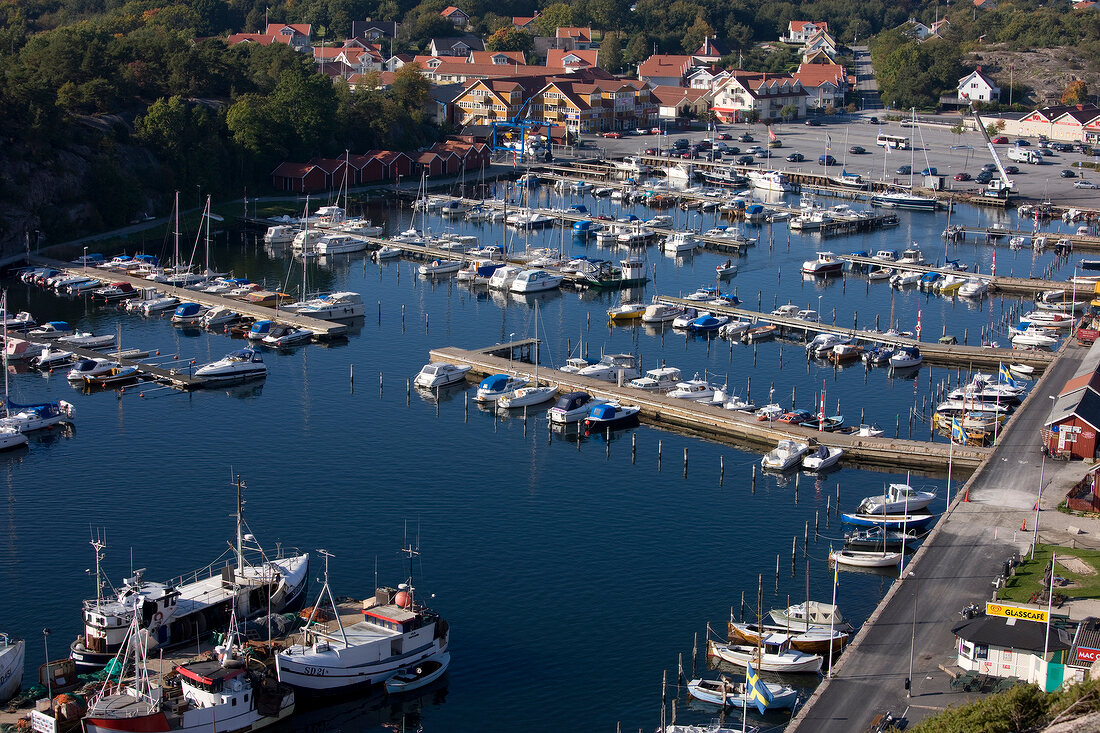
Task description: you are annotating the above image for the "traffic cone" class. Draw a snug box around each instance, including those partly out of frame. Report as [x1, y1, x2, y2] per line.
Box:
[964, 488, 970, 502]
[1034, 499, 1040, 511]
[1022, 519, 1027, 531]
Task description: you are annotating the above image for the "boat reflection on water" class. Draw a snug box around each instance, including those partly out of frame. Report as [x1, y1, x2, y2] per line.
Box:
[414, 380, 467, 405]
[277, 681, 449, 733]
[25, 421, 75, 445]
[219, 381, 266, 400]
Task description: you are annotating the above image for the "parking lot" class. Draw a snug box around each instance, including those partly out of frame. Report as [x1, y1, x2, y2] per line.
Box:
[576, 113, 1100, 206]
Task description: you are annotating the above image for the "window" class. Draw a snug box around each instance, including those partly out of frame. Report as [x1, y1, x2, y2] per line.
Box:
[975, 645, 988, 660]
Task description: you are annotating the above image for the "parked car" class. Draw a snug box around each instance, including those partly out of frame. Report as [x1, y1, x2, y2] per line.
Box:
[736, 155, 755, 165]
[953, 172, 971, 181]
[920, 167, 938, 176]
[982, 163, 998, 172]
[849, 145, 866, 154]
[976, 170, 994, 184]
[650, 127, 662, 134]
[644, 147, 658, 155]
[680, 150, 695, 159]
[992, 136, 1009, 144]
[767, 139, 783, 148]
[819, 154, 836, 166]
[1061, 169, 1078, 178]
[786, 152, 804, 162]
[717, 132, 732, 140]
[635, 128, 650, 135]
[805, 119, 821, 126]
[603, 131, 623, 139]
[1053, 142, 1074, 152]
[755, 149, 772, 158]
[738, 133, 754, 142]
[868, 116, 880, 124]
[1075, 179, 1098, 189]
[1014, 139, 1030, 146]
[895, 165, 912, 175]
[1004, 165, 1020, 174]
[674, 138, 690, 148]
[724, 146, 741, 155]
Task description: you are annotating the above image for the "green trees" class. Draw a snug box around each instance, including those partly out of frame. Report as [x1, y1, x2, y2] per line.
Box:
[486, 26, 534, 53]
[599, 31, 625, 73]
[870, 29, 962, 109]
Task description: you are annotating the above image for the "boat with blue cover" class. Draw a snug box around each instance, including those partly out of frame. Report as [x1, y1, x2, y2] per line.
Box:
[688, 315, 729, 333]
[582, 402, 640, 432]
[547, 392, 608, 424]
[247, 320, 275, 340]
[475, 374, 528, 403]
[170, 302, 209, 325]
[1, 399, 74, 431]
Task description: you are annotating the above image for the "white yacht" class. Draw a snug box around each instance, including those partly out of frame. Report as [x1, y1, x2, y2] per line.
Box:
[487, 265, 523, 290]
[0, 633, 24, 703]
[418, 259, 462, 277]
[296, 292, 365, 320]
[474, 373, 529, 403]
[264, 224, 297, 244]
[761, 439, 810, 471]
[67, 357, 119, 382]
[511, 270, 563, 293]
[201, 306, 239, 328]
[662, 231, 698, 254]
[194, 348, 268, 383]
[630, 367, 682, 392]
[547, 391, 608, 424]
[0, 399, 74, 432]
[315, 235, 368, 255]
[414, 363, 472, 389]
[857, 483, 936, 514]
[746, 170, 792, 192]
[666, 380, 716, 402]
[577, 354, 640, 382]
[641, 303, 685, 324]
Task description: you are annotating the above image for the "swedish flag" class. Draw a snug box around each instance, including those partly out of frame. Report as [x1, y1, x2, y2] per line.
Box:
[998, 362, 1018, 388]
[746, 662, 774, 714]
[951, 417, 966, 444]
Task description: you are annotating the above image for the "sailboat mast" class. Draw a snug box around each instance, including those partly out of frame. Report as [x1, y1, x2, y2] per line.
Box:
[236, 475, 244, 573]
[173, 191, 180, 270]
[2, 291, 7, 412]
[204, 195, 211, 278]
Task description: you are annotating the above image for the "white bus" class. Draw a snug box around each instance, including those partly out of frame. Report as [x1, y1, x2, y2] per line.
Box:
[876, 133, 911, 150]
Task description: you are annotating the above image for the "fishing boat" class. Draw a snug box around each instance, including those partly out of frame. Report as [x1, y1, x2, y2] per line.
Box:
[194, 349, 268, 383]
[418, 259, 462, 277]
[888, 346, 922, 368]
[374, 245, 403, 261]
[727, 622, 847, 656]
[830, 548, 903, 568]
[802, 445, 843, 471]
[276, 546, 449, 696]
[686, 675, 798, 711]
[577, 354, 640, 381]
[641, 303, 685, 324]
[70, 480, 309, 671]
[263, 328, 313, 347]
[858, 483, 936, 514]
[841, 512, 936, 529]
[547, 392, 608, 424]
[83, 365, 140, 387]
[715, 260, 738, 278]
[0, 633, 23, 703]
[32, 346, 74, 370]
[385, 652, 451, 694]
[264, 224, 297, 244]
[474, 374, 529, 403]
[583, 402, 641, 432]
[761, 440, 809, 471]
[707, 636, 823, 674]
[768, 602, 852, 633]
[414, 363, 472, 389]
[724, 394, 756, 412]
[662, 231, 698, 254]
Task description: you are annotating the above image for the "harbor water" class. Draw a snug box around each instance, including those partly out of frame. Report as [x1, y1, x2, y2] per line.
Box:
[0, 186, 1084, 732]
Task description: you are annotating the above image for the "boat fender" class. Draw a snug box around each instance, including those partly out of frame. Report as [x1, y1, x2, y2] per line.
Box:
[153, 612, 163, 623]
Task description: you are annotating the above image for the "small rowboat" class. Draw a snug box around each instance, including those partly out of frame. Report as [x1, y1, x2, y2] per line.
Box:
[842, 512, 936, 529]
[1009, 363, 1035, 378]
[715, 260, 738, 278]
[384, 652, 450, 694]
[844, 527, 925, 551]
[830, 548, 903, 568]
[728, 622, 848, 655]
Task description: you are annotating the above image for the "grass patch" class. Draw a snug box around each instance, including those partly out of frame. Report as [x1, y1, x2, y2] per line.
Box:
[997, 543, 1100, 604]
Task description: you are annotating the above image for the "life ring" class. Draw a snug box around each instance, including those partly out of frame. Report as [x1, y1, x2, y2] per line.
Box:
[153, 612, 163, 623]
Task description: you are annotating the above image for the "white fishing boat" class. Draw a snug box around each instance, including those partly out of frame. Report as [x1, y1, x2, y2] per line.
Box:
[511, 269, 563, 293]
[802, 445, 843, 471]
[547, 391, 608, 424]
[263, 328, 313, 347]
[577, 354, 640, 382]
[194, 348, 268, 383]
[60, 332, 117, 349]
[867, 267, 893, 281]
[641, 303, 685, 323]
[418, 259, 462, 277]
[888, 346, 922, 368]
[487, 265, 523, 291]
[414, 363, 472, 389]
[724, 394, 756, 412]
[889, 270, 921, 287]
[67, 357, 119, 382]
[1012, 328, 1058, 348]
[374, 245, 403, 261]
[830, 548, 903, 568]
[28, 321, 74, 340]
[858, 483, 936, 514]
[801, 252, 845, 276]
[662, 231, 698, 254]
[201, 307, 240, 328]
[32, 347, 74, 370]
[70, 481, 309, 671]
[708, 637, 823, 674]
[761, 439, 809, 471]
[276, 546, 449, 695]
[0, 633, 23, 703]
[630, 367, 682, 392]
[315, 235, 368, 255]
[264, 224, 297, 244]
[958, 277, 990, 298]
[719, 320, 751, 340]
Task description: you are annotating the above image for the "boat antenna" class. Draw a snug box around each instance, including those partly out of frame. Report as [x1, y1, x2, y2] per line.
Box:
[89, 529, 108, 607]
[236, 474, 245, 573]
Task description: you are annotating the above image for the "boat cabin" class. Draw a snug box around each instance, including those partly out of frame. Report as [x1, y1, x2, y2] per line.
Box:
[248, 321, 274, 337]
[553, 392, 592, 412]
[588, 404, 620, 420]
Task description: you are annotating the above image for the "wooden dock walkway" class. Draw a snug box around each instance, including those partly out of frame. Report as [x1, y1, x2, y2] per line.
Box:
[838, 255, 1075, 298]
[427, 344, 990, 473]
[652, 295, 1056, 372]
[32, 258, 349, 340]
[949, 225, 1100, 252]
[20, 334, 207, 390]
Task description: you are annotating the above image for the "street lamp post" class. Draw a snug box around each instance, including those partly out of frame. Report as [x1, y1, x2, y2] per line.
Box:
[907, 573, 918, 697]
[1032, 395, 1058, 558]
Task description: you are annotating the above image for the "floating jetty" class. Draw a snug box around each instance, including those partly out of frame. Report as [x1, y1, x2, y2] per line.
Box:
[427, 344, 990, 473]
[837, 255, 1075, 298]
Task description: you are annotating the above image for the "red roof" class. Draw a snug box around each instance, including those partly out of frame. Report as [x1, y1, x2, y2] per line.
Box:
[789, 20, 828, 32]
[650, 85, 709, 106]
[513, 15, 539, 26]
[638, 54, 693, 80]
[266, 23, 311, 36]
[792, 63, 846, 87]
[468, 50, 526, 65]
[547, 49, 598, 67]
[271, 162, 320, 178]
[441, 6, 467, 17]
[556, 27, 592, 41]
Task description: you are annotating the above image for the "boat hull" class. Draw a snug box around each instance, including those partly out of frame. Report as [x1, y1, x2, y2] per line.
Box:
[277, 645, 448, 696]
[842, 512, 935, 529]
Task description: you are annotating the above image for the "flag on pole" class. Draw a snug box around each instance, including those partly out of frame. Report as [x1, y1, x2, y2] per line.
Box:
[746, 662, 774, 714]
[768, 126, 778, 142]
[951, 417, 966, 444]
[999, 362, 1018, 387]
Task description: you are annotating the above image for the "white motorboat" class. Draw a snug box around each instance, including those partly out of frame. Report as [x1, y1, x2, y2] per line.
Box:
[0, 310, 34, 329]
[418, 259, 462, 277]
[746, 170, 792, 192]
[888, 346, 922, 368]
[802, 445, 843, 471]
[672, 308, 701, 329]
[867, 267, 893, 281]
[761, 439, 809, 471]
[385, 651, 451, 694]
[558, 357, 594, 374]
[630, 367, 682, 392]
[719, 320, 751, 340]
[547, 391, 608, 424]
[686, 676, 799, 711]
[889, 270, 921, 287]
[31, 347, 74, 369]
[169, 302, 210, 325]
[641, 303, 685, 323]
[475, 373, 529, 403]
[414, 362, 472, 389]
[276, 549, 448, 696]
[201, 307, 239, 328]
[1012, 328, 1059, 348]
[374, 245, 403, 261]
[488, 265, 523, 290]
[667, 379, 716, 402]
[194, 348, 267, 383]
[768, 601, 851, 633]
[830, 548, 903, 568]
[263, 328, 313, 347]
[1009, 363, 1035, 378]
[70, 484, 309, 671]
[577, 354, 640, 382]
[754, 403, 783, 421]
[958, 277, 990, 298]
[510, 269, 563, 293]
[724, 394, 756, 412]
[708, 637, 823, 674]
[806, 333, 848, 358]
[296, 292, 365, 320]
[67, 357, 119, 382]
[857, 482, 936, 514]
[801, 252, 845, 276]
[0, 633, 24, 702]
[139, 295, 180, 314]
[1021, 310, 1073, 328]
[897, 245, 924, 265]
[715, 260, 738, 278]
[854, 424, 885, 437]
[28, 321, 73, 340]
[60, 332, 117, 349]
[662, 231, 698, 254]
[499, 385, 557, 409]
[315, 234, 368, 255]
[264, 224, 297, 243]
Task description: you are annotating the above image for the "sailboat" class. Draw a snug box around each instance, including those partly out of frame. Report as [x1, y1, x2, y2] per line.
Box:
[0, 293, 29, 451]
[871, 110, 936, 211]
[498, 302, 557, 408]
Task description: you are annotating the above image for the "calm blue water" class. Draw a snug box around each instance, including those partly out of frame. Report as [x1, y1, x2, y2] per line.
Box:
[0, 189, 1079, 732]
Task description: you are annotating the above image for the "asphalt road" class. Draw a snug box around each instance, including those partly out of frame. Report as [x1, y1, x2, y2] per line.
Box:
[788, 343, 1089, 731]
[581, 116, 1100, 207]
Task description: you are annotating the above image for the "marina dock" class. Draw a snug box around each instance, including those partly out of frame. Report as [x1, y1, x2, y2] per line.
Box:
[652, 295, 1057, 372]
[837, 255, 1080, 298]
[427, 344, 990, 473]
[21, 335, 206, 390]
[31, 258, 349, 340]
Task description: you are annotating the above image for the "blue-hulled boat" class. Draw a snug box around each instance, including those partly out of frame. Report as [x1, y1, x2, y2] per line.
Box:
[841, 512, 936, 529]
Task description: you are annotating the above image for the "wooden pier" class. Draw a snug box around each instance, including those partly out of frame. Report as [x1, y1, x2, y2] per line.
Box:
[653, 295, 1056, 372]
[20, 335, 207, 390]
[948, 225, 1100, 252]
[32, 258, 349, 340]
[427, 344, 990, 473]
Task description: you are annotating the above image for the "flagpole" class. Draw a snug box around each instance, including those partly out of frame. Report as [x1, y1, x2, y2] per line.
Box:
[947, 435, 954, 508]
[1043, 550, 1056, 689]
[828, 559, 838, 678]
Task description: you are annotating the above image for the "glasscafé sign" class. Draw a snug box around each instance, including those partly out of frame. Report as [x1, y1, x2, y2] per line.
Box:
[985, 603, 1050, 624]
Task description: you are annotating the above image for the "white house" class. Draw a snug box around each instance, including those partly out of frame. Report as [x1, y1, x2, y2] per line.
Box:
[685, 66, 729, 91]
[710, 72, 807, 122]
[954, 604, 1070, 692]
[783, 21, 829, 44]
[958, 68, 1001, 103]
